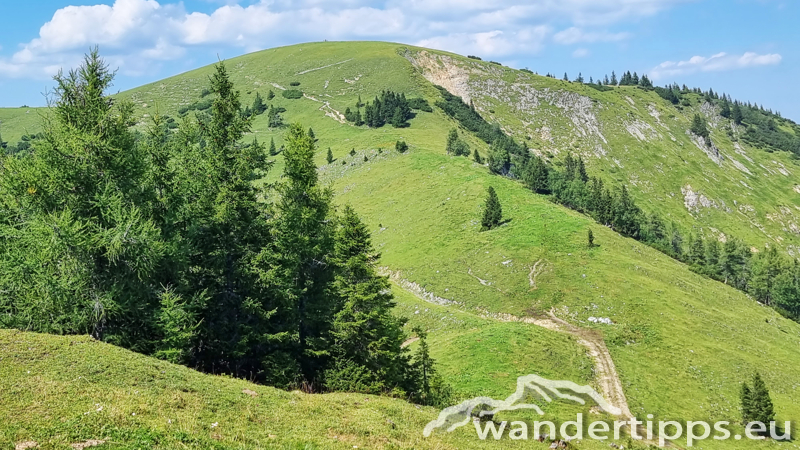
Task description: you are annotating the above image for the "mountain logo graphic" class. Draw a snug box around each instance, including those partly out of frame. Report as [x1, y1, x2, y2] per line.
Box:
[423, 374, 622, 437]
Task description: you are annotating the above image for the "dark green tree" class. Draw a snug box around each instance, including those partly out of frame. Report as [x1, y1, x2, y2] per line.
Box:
[326, 147, 334, 164]
[733, 103, 744, 125]
[720, 98, 731, 118]
[688, 234, 706, 266]
[481, 186, 503, 231]
[473, 148, 483, 164]
[742, 372, 775, 428]
[269, 137, 278, 155]
[410, 327, 452, 407]
[587, 229, 595, 247]
[252, 92, 267, 115]
[446, 128, 459, 155]
[325, 205, 411, 394]
[256, 123, 336, 386]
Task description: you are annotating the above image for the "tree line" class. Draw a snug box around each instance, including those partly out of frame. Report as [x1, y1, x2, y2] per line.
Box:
[435, 86, 800, 321]
[0, 50, 452, 405]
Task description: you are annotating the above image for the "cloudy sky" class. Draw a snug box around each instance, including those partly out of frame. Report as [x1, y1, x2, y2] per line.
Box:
[1, 0, 797, 119]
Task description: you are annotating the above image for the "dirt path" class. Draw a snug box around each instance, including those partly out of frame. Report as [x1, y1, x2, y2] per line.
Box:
[302, 93, 347, 124]
[388, 270, 677, 447]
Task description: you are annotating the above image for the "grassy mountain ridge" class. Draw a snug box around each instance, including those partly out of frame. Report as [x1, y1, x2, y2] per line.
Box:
[402, 48, 800, 255]
[1, 41, 799, 449]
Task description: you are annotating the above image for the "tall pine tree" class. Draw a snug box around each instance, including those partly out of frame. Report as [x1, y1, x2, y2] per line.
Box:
[481, 186, 503, 231]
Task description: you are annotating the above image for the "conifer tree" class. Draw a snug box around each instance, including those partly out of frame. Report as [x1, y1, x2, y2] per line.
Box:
[326, 205, 410, 394]
[252, 92, 266, 115]
[267, 89, 275, 100]
[705, 240, 721, 278]
[409, 327, 452, 406]
[269, 137, 278, 155]
[742, 372, 775, 428]
[446, 128, 459, 155]
[733, 103, 744, 125]
[326, 147, 334, 164]
[720, 98, 731, 118]
[587, 229, 595, 248]
[688, 235, 706, 266]
[563, 72, 569, 81]
[473, 148, 483, 164]
[523, 155, 549, 193]
[308, 127, 316, 140]
[577, 156, 589, 183]
[481, 186, 503, 231]
[257, 123, 336, 386]
[741, 381, 754, 424]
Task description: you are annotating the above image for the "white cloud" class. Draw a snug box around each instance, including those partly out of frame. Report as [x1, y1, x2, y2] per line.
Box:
[553, 27, 630, 45]
[0, 0, 688, 79]
[572, 48, 590, 58]
[650, 51, 782, 79]
[416, 26, 551, 58]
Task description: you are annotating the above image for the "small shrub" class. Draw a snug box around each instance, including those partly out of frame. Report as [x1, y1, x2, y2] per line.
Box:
[289, 81, 301, 87]
[467, 55, 482, 60]
[408, 97, 432, 112]
[395, 140, 408, 153]
[282, 89, 303, 99]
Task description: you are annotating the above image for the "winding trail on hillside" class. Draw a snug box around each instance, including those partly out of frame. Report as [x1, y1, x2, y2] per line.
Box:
[385, 269, 677, 447]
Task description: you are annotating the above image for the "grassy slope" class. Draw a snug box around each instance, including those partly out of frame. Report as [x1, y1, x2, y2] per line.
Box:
[408, 50, 800, 255]
[2, 42, 800, 449]
[0, 325, 595, 450]
[0, 107, 41, 144]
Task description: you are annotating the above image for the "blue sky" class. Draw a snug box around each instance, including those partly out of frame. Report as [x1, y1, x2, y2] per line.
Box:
[1, 0, 797, 120]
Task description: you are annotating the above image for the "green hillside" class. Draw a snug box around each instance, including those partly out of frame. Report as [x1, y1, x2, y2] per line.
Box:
[2, 41, 799, 449]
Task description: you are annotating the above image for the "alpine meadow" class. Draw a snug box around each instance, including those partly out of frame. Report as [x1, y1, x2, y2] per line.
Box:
[1, 38, 799, 450]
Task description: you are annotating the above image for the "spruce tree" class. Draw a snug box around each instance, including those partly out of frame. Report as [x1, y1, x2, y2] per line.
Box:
[705, 240, 721, 278]
[256, 123, 336, 386]
[326, 205, 411, 394]
[741, 381, 754, 424]
[446, 128, 459, 155]
[308, 127, 316, 140]
[733, 103, 744, 125]
[688, 235, 706, 266]
[267, 89, 275, 100]
[587, 229, 595, 248]
[577, 156, 589, 183]
[269, 137, 278, 155]
[523, 155, 549, 193]
[564, 72, 569, 81]
[252, 92, 266, 115]
[326, 147, 334, 164]
[753, 372, 775, 425]
[720, 98, 731, 118]
[744, 372, 775, 428]
[481, 186, 503, 231]
[473, 148, 483, 164]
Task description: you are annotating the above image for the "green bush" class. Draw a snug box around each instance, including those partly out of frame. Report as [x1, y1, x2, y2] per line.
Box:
[282, 89, 303, 99]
